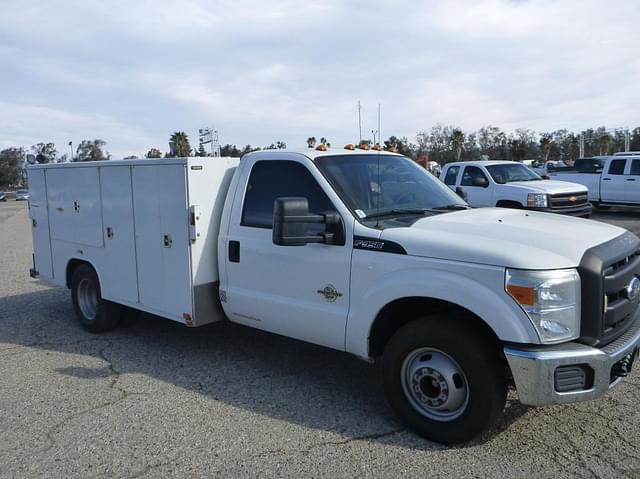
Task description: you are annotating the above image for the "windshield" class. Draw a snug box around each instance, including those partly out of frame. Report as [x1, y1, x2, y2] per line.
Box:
[314, 154, 467, 219]
[485, 164, 541, 183]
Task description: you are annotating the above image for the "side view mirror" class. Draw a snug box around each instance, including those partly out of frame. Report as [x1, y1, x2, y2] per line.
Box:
[272, 197, 340, 246]
[455, 187, 468, 201]
[472, 177, 489, 188]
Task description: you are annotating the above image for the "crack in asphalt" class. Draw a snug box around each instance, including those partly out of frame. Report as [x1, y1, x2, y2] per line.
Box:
[31, 340, 147, 455]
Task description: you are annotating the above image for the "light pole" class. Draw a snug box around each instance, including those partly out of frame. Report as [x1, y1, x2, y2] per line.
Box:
[68, 141, 73, 162]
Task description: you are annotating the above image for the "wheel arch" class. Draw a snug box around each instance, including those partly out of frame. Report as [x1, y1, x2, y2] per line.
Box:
[495, 199, 523, 209]
[368, 297, 501, 359]
[66, 258, 101, 289]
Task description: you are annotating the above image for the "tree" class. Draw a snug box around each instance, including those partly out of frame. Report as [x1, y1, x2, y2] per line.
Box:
[276, 141, 287, 149]
[220, 144, 242, 156]
[0, 147, 25, 188]
[76, 139, 109, 161]
[450, 129, 465, 162]
[306, 137, 316, 148]
[383, 136, 413, 157]
[196, 143, 208, 157]
[631, 127, 640, 151]
[539, 134, 553, 162]
[597, 131, 612, 155]
[31, 142, 57, 163]
[168, 131, 192, 157]
[146, 148, 162, 159]
[241, 145, 260, 155]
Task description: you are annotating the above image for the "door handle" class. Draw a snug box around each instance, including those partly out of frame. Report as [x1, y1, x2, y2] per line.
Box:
[602, 178, 611, 181]
[626, 178, 636, 182]
[229, 240, 240, 263]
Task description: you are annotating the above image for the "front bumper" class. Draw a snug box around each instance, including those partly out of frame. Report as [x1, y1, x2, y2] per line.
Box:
[504, 313, 640, 406]
[529, 203, 592, 217]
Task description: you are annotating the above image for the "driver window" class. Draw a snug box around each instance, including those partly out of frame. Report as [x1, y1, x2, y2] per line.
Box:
[242, 160, 334, 228]
[461, 166, 488, 186]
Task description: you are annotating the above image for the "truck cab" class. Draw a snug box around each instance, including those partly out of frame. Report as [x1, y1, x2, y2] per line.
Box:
[440, 160, 592, 216]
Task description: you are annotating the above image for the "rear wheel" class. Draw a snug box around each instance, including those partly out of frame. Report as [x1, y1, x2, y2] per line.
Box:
[383, 316, 507, 445]
[71, 264, 121, 333]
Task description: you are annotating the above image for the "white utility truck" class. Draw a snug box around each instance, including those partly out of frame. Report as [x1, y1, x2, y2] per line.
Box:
[441, 160, 592, 216]
[27, 149, 640, 444]
[548, 153, 640, 208]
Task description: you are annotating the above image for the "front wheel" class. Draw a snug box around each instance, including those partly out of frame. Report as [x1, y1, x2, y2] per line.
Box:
[71, 264, 121, 333]
[383, 316, 507, 445]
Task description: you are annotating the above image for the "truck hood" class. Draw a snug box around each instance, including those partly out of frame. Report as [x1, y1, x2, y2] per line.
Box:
[380, 208, 627, 269]
[502, 180, 587, 194]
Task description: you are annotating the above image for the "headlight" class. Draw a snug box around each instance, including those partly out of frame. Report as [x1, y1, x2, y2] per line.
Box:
[527, 193, 548, 208]
[505, 268, 580, 343]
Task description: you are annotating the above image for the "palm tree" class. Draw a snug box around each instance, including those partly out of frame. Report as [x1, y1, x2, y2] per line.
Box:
[598, 133, 612, 155]
[168, 131, 192, 157]
[306, 137, 316, 148]
[451, 129, 465, 162]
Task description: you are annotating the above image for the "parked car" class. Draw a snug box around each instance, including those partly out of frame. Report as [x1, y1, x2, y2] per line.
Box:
[441, 160, 591, 216]
[15, 190, 29, 201]
[0, 192, 6, 202]
[548, 154, 640, 208]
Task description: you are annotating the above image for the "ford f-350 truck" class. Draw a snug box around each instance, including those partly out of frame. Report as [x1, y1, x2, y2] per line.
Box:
[27, 149, 640, 444]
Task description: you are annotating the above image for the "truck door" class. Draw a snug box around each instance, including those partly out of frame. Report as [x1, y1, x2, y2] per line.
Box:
[442, 165, 460, 192]
[601, 159, 627, 203]
[627, 159, 640, 204]
[224, 159, 352, 351]
[460, 165, 492, 206]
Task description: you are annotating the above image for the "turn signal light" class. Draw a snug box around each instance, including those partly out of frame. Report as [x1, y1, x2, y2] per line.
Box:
[506, 284, 535, 306]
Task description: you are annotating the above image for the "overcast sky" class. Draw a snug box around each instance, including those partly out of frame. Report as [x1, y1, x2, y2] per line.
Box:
[1, 0, 638, 158]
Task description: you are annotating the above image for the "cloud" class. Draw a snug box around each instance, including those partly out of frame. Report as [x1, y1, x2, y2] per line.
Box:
[0, 0, 638, 155]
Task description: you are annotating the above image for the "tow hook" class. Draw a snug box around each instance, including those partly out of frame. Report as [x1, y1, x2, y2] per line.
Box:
[612, 348, 638, 378]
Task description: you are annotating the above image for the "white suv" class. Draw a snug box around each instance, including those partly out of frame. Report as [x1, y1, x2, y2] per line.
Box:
[441, 160, 592, 217]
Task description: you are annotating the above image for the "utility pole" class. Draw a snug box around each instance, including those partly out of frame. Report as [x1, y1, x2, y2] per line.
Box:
[68, 141, 73, 162]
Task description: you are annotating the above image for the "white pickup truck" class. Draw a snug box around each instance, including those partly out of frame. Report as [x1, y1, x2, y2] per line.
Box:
[441, 160, 592, 216]
[548, 153, 640, 208]
[27, 149, 640, 444]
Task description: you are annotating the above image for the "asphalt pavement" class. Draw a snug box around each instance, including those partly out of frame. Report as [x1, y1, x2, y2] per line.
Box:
[1, 201, 639, 478]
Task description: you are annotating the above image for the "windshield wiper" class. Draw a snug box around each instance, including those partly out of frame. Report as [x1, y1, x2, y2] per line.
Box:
[429, 204, 470, 211]
[365, 208, 432, 219]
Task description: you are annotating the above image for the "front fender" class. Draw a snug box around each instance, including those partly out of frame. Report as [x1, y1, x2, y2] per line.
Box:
[345, 265, 540, 358]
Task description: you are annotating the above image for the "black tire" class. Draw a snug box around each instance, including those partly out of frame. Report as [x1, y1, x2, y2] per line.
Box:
[70, 264, 121, 333]
[383, 316, 507, 445]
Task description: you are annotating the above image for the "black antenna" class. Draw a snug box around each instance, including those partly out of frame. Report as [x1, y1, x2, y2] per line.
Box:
[376, 103, 381, 228]
[357, 101, 362, 143]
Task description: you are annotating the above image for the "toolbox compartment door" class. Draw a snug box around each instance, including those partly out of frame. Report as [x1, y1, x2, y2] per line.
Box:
[100, 165, 139, 304]
[132, 164, 192, 320]
[27, 169, 54, 280]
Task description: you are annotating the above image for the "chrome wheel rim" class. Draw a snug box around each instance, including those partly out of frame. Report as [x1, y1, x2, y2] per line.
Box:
[400, 347, 469, 422]
[77, 278, 98, 320]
